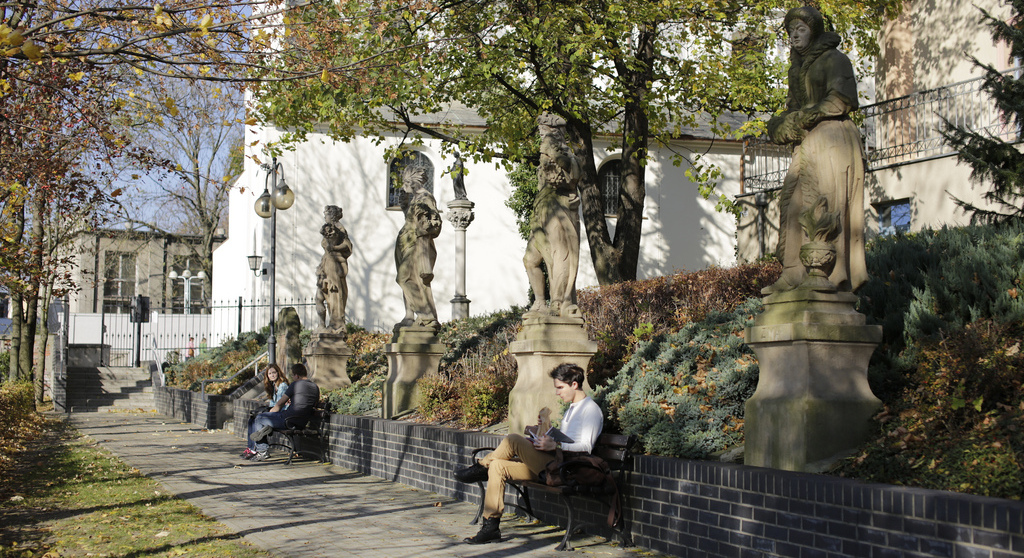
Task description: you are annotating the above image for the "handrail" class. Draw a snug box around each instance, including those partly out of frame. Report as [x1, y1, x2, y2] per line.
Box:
[201, 351, 269, 402]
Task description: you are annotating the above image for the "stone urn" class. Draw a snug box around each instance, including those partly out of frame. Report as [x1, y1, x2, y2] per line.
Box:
[800, 240, 837, 292]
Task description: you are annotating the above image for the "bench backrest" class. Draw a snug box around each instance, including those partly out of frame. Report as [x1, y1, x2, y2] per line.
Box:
[591, 433, 637, 473]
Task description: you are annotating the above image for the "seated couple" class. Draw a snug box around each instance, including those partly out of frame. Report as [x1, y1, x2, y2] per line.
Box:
[453, 362, 603, 544]
[241, 362, 321, 462]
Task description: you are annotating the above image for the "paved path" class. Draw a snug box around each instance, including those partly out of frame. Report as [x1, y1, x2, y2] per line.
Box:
[69, 412, 663, 558]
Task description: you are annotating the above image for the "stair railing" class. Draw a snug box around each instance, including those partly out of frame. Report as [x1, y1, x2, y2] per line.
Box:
[201, 351, 269, 402]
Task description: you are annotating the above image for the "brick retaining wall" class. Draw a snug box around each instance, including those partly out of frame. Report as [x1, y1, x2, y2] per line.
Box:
[154, 386, 230, 429]
[215, 395, 1022, 558]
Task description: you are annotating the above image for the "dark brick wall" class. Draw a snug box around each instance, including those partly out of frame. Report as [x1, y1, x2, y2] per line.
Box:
[214, 399, 1023, 558]
[155, 387, 230, 430]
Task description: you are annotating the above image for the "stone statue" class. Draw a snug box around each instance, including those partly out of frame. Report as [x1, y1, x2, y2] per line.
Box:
[523, 113, 583, 318]
[765, 6, 868, 294]
[452, 152, 468, 200]
[395, 164, 443, 330]
[315, 205, 352, 333]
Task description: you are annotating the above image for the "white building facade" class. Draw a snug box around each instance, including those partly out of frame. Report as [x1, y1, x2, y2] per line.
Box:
[212, 122, 742, 335]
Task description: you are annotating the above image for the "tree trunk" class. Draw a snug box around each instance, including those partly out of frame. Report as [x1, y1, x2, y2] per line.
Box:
[34, 282, 53, 405]
[9, 291, 22, 382]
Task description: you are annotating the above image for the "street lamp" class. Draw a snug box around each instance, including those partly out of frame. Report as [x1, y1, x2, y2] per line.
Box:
[253, 156, 295, 366]
[168, 268, 208, 314]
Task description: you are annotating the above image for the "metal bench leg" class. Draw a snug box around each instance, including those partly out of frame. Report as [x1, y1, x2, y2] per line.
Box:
[470, 480, 485, 525]
[555, 494, 576, 551]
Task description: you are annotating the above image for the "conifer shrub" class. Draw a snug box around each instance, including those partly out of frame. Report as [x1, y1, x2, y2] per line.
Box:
[594, 299, 763, 459]
[858, 222, 1024, 401]
[579, 262, 780, 386]
[836, 319, 1024, 499]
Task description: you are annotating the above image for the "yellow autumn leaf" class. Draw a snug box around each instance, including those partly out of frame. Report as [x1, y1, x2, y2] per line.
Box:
[154, 4, 163, 16]
[21, 41, 41, 61]
[6, 29, 25, 47]
[199, 14, 213, 30]
[69, 71, 84, 81]
[320, 69, 329, 82]
[244, 117, 258, 125]
[164, 97, 175, 110]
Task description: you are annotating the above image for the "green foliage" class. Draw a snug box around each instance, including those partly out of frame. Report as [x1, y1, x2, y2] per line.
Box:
[505, 160, 539, 241]
[836, 320, 1024, 499]
[595, 299, 763, 459]
[322, 328, 390, 416]
[579, 261, 781, 385]
[419, 307, 524, 427]
[0, 351, 9, 378]
[942, 0, 1024, 224]
[857, 223, 1024, 401]
[163, 329, 267, 393]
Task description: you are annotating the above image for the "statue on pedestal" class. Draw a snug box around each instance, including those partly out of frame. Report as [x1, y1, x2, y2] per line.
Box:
[765, 5, 868, 294]
[523, 113, 583, 318]
[395, 164, 443, 330]
[315, 205, 352, 334]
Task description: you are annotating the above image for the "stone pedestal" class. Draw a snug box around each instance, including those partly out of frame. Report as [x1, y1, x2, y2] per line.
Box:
[383, 326, 445, 419]
[744, 289, 882, 472]
[508, 316, 598, 435]
[303, 331, 353, 391]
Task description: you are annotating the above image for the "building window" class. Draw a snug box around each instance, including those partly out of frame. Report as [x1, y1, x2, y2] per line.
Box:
[876, 199, 911, 236]
[387, 151, 434, 209]
[102, 252, 136, 313]
[598, 159, 622, 217]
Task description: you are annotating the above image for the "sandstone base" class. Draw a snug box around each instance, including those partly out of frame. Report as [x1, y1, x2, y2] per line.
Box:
[508, 316, 598, 435]
[745, 289, 882, 472]
[303, 332, 353, 391]
[383, 327, 445, 419]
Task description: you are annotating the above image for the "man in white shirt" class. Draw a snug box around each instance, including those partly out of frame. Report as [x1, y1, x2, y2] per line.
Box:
[455, 363, 603, 544]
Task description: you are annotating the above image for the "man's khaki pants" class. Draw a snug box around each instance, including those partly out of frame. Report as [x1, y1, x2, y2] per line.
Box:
[478, 433, 555, 519]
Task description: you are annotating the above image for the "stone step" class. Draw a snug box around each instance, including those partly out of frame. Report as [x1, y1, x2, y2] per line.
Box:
[67, 380, 153, 390]
[68, 396, 155, 410]
[67, 367, 151, 381]
[66, 388, 154, 399]
[70, 404, 157, 413]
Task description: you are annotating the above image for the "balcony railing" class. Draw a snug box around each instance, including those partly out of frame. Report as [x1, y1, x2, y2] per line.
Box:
[741, 68, 1021, 194]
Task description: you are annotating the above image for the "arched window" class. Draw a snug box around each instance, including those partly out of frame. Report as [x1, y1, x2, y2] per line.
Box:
[597, 159, 622, 217]
[387, 151, 434, 209]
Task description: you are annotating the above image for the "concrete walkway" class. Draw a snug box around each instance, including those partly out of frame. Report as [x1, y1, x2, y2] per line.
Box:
[69, 412, 664, 558]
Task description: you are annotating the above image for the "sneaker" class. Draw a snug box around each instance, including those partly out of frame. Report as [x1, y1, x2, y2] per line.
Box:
[254, 425, 274, 440]
[454, 462, 489, 483]
[250, 451, 270, 462]
[240, 448, 256, 459]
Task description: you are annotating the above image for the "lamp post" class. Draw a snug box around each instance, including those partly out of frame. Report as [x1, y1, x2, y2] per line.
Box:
[253, 156, 295, 367]
[168, 268, 207, 314]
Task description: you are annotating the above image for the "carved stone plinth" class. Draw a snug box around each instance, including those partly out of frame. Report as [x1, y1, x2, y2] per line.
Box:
[508, 316, 598, 435]
[303, 331, 353, 391]
[383, 326, 445, 419]
[744, 289, 882, 472]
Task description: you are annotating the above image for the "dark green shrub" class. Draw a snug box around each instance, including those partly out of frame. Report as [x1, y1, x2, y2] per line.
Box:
[594, 299, 762, 459]
[836, 319, 1024, 499]
[0, 380, 37, 473]
[858, 222, 1024, 401]
[0, 351, 9, 378]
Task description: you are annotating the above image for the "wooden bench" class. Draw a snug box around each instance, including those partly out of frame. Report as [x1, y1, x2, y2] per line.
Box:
[467, 433, 637, 551]
[266, 404, 332, 465]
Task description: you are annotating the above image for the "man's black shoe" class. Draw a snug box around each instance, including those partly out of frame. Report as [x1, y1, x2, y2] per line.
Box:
[464, 517, 500, 544]
[454, 462, 488, 483]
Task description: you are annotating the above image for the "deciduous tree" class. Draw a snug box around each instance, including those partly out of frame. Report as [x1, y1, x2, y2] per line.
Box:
[252, 0, 900, 284]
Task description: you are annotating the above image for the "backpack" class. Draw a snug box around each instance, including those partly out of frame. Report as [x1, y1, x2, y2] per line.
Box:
[539, 451, 622, 527]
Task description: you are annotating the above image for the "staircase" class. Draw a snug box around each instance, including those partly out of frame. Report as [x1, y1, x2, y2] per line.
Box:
[66, 366, 156, 412]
